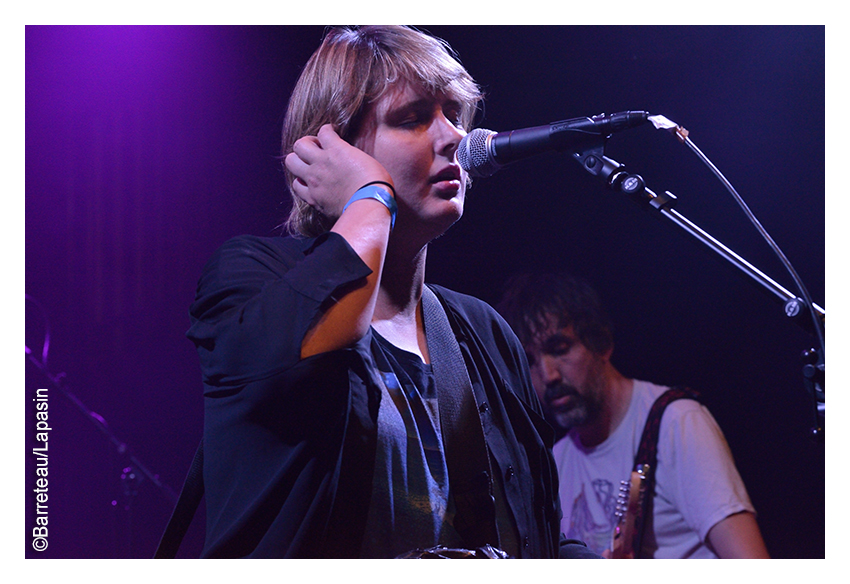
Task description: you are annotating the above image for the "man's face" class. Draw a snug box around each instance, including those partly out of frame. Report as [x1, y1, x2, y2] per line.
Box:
[525, 318, 608, 433]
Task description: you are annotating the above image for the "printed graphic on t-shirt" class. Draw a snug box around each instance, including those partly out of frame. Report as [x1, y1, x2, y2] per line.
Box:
[566, 479, 617, 555]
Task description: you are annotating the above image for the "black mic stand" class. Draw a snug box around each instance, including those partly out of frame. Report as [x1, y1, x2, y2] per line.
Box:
[26, 296, 179, 556]
[571, 140, 825, 440]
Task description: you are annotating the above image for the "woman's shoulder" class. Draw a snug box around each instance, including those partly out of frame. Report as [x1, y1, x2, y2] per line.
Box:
[428, 284, 517, 344]
[428, 284, 499, 323]
[214, 233, 303, 260]
[204, 233, 335, 275]
[193, 234, 308, 294]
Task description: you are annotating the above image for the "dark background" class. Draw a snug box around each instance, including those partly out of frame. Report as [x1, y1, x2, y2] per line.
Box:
[25, 25, 825, 558]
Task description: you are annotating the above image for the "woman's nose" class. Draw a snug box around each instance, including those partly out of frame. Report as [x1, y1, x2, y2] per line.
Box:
[432, 112, 464, 158]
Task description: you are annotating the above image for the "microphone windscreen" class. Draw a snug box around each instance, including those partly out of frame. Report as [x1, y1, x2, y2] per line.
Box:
[458, 128, 499, 178]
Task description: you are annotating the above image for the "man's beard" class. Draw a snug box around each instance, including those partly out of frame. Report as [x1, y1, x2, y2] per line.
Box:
[543, 376, 604, 433]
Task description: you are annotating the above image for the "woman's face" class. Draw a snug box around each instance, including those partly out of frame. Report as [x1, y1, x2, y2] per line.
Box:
[354, 82, 468, 243]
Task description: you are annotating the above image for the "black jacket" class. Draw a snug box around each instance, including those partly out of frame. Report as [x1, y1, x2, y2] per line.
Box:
[187, 232, 564, 558]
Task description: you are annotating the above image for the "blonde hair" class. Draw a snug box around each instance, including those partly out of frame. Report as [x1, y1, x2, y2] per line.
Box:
[281, 26, 483, 237]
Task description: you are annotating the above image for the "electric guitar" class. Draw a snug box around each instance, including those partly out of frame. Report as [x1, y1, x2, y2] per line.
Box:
[608, 463, 650, 559]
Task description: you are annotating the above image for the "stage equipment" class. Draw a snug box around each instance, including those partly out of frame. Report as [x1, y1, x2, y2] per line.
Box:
[459, 114, 825, 440]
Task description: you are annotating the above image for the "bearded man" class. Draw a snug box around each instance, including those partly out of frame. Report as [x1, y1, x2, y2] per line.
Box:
[497, 272, 769, 559]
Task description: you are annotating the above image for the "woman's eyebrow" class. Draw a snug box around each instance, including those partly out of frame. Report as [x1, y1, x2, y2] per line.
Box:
[385, 94, 460, 119]
[384, 95, 430, 115]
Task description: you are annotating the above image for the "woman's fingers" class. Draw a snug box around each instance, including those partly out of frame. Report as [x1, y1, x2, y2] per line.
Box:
[285, 124, 393, 217]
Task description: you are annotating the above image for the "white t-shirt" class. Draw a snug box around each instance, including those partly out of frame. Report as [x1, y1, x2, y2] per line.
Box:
[552, 380, 755, 558]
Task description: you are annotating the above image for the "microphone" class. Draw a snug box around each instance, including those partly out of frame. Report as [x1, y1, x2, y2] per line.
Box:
[457, 111, 650, 177]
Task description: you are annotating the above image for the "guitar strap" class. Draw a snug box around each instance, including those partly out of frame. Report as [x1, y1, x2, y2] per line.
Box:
[630, 386, 700, 557]
[420, 285, 499, 550]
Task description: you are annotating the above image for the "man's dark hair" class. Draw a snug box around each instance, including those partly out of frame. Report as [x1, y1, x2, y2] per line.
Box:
[497, 272, 614, 355]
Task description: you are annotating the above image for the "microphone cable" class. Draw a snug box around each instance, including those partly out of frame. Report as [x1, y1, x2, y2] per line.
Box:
[648, 114, 825, 364]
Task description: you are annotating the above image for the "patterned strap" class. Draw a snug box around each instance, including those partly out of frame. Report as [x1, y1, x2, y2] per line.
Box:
[421, 285, 498, 549]
[631, 386, 700, 556]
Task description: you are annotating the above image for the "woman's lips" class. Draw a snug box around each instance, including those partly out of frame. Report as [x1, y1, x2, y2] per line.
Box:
[431, 165, 461, 183]
[431, 167, 462, 195]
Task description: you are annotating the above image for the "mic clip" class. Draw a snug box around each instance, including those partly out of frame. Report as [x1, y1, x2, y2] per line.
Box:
[572, 143, 678, 212]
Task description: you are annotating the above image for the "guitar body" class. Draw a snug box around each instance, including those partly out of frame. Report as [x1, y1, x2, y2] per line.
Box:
[609, 463, 650, 559]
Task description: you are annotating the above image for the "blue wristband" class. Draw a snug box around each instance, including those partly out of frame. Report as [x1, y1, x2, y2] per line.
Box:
[342, 184, 397, 231]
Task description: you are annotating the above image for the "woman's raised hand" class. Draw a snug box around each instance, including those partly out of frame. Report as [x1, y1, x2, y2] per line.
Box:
[285, 124, 393, 218]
